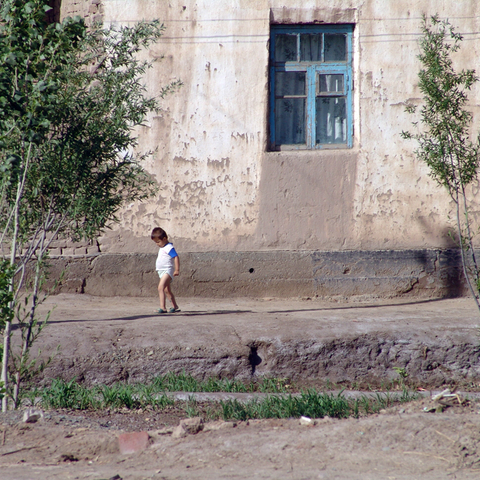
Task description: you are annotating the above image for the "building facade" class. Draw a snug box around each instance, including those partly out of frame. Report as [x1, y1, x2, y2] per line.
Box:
[52, 0, 480, 298]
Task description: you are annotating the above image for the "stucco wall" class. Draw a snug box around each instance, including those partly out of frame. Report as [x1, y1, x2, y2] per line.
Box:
[351, 1, 480, 251]
[53, 0, 480, 253]
[74, 0, 480, 257]
[60, 0, 103, 24]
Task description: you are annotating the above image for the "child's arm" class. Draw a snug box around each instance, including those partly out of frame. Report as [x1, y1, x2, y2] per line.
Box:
[173, 255, 180, 276]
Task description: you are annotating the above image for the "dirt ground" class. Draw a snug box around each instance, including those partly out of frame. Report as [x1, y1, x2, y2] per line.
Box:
[2, 294, 480, 479]
[1, 396, 480, 479]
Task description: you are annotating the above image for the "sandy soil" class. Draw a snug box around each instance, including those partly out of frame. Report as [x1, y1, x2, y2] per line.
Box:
[1, 396, 480, 479]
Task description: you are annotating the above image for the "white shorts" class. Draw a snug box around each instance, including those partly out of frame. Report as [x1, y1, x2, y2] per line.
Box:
[157, 269, 173, 281]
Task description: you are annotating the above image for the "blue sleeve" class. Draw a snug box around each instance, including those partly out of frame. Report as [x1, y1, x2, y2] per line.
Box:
[168, 247, 178, 258]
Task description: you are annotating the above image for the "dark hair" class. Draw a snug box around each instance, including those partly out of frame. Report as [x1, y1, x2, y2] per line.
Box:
[151, 227, 168, 241]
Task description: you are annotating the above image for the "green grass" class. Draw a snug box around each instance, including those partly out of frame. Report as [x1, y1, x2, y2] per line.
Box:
[220, 390, 351, 421]
[28, 373, 291, 411]
[38, 378, 174, 411]
[25, 373, 418, 421]
[151, 371, 291, 393]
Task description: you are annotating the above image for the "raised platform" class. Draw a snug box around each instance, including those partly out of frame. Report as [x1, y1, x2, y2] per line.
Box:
[31, 294, 480, 388]
[46, 248, 468, 299]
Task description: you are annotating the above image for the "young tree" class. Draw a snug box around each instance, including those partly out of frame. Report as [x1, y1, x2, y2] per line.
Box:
[0, 0, 180, 410]
[402, 15, 480, 312]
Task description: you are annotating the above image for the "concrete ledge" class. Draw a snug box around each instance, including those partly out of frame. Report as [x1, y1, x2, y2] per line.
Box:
[45, 249, 468, 299]
[313, 249, 465, 298]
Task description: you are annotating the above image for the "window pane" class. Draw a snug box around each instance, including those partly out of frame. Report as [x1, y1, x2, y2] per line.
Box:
[324, 34, 346, 61]
[275, 71, 306, 96]
[316, 97, 346, 144]
[275, 98, 306, 145]
[300, 34, 322, 61]
[318, 74, 344, 94]
[275, 34, 297, 61]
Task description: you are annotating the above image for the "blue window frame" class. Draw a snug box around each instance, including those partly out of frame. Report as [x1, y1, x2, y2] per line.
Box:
[269, 24, 353, 150]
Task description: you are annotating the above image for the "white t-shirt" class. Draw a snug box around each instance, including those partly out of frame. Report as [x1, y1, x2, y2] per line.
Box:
[155, 243, 178, 277]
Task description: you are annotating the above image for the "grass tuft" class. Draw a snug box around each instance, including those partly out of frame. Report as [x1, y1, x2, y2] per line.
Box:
[30, 373, 419, 419]
[220, 390, 351, 421]
[151, 371, 290, 393]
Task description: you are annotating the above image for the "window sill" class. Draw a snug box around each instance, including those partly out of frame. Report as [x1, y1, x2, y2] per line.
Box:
[269, 143, 352, 152]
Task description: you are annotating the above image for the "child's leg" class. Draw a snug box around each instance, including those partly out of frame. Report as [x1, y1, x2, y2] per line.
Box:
[158, 274, 171, 310]
[164, 282, 179, 310]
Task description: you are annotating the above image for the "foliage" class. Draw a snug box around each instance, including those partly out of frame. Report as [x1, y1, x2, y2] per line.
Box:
[0, 0, 180, 410]
[0, 1, 174, 247]
[0, 259, 14, 388]
[392, 366, 409, 389]
[0, 259, 14, 328]
[402, 15, 480, 310]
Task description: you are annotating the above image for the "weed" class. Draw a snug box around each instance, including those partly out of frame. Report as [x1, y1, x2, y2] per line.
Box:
[352, 399, 360, 418]
[150, 371, 289, 394]
[359, 396, 371, 415]
[42, 378, 83, 409]
[257, 377, 289, 393]
[184, 395, 199, 417]
[28, 373, 419, 420]
[400, 387, 418, 403]
[393, 367, 409, 390]
[220, 390, 351, 421]
[393, 367, 408, 380]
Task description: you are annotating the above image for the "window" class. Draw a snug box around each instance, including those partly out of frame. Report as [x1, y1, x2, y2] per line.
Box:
[269, 24, 353, 150]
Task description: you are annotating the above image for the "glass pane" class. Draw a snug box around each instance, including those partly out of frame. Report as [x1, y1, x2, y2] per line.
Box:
[300, 34, 322, 61]
[275, 34, 297, 61]
[275, 71, 306, 96]
[316, 97, 346, 144]
[324, 34, 346, 61]
[318, 74, 344, 94]
[275, 98, 306, 145]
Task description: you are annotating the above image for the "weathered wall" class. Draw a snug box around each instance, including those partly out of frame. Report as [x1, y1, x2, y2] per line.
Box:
[86, 0, 480, 255]
[54, 0, 480, 297]
[60, 0, 103, 25]
[351, 1, 480, 251]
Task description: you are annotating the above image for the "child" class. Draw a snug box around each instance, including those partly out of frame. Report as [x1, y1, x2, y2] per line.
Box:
[151, 227, 180, 313]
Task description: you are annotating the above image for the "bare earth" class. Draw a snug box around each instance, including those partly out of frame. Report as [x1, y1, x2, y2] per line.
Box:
[2, 294, 480, 479]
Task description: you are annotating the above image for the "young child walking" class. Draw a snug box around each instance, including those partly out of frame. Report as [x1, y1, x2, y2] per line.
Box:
[151, 227, 180, 314]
